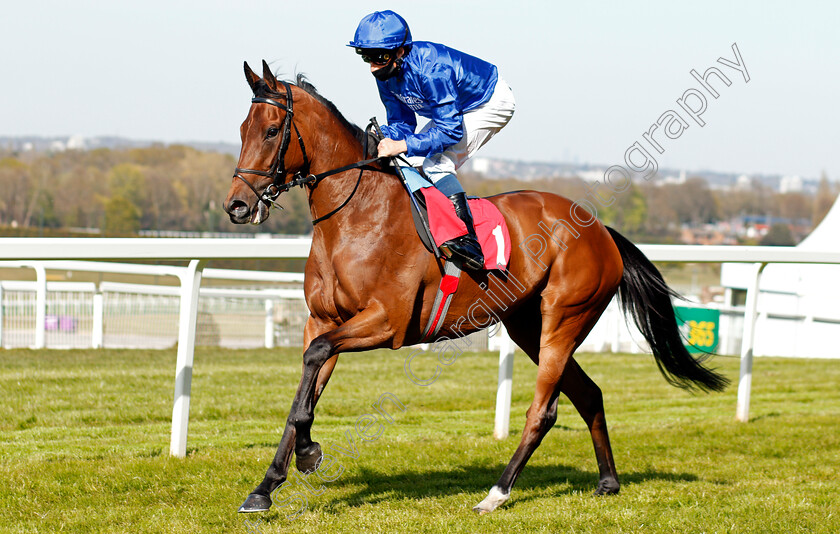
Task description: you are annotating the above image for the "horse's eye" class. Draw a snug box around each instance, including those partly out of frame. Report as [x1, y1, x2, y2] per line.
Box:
[266, 127, 280, 139]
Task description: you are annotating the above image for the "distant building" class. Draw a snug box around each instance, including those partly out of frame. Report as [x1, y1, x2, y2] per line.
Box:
[659, 169, 687, 186]
[735, 174, 753, 190]
[680, 225, 737, 245]
[779, 175, 803, 194]
[577, 169, 605, 183]
[66, 135, 86, 150]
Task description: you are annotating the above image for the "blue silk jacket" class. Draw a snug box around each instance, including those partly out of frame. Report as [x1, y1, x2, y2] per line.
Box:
[377, 41, 498, 158]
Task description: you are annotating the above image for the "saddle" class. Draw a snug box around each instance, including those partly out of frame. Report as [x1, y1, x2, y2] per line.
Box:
[394, 166, 512, 341]
[400, 166, 511, 271]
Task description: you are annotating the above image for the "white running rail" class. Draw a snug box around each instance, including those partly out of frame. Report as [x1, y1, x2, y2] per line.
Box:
[3, 239, 840, 452]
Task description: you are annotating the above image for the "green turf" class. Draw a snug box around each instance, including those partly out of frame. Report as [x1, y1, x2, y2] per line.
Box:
[1, 347, 838, 533]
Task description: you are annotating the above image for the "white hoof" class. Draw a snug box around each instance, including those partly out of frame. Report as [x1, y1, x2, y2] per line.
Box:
[472, 486, 510, 515]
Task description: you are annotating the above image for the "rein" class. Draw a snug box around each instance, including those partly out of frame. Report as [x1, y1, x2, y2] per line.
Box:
[233, 81, 383, 224]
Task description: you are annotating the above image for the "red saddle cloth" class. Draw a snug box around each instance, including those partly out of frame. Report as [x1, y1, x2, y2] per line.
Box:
[419, 187, 511, 271]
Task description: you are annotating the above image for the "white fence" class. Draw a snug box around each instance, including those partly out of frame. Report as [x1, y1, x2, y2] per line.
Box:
[2, 238, 840, 457]
[0, 279, 310, 350]
[0, 275, 739, 354]
[0, 260, 309, 349]
[0, 264, 491, 352]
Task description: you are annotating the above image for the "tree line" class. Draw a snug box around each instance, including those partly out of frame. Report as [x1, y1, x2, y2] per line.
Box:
[0, 145, 837, 245]
[458, 171, 838, 245]
[0, 145, 312, 237]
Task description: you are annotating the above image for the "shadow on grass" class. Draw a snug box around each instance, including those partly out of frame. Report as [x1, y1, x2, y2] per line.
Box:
[748, 411, 781, 423]
[261, 461, 700, 517]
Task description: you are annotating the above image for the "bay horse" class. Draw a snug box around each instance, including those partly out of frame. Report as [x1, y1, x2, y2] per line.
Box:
[224, 61, 728, 515]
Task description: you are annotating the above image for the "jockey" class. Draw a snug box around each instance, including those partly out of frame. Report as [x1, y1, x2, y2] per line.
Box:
[349, 10, 516, 271]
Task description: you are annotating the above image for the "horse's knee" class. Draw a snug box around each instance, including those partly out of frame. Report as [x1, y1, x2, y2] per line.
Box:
[545, 397, 560, 426]
[303, 336, 333, 368]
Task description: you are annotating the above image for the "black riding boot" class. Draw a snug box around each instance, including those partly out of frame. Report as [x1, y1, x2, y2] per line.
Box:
[441, 193, 485, 271]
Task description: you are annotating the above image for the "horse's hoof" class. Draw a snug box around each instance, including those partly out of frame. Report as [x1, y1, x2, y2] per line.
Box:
[472, 486, 510, 515]
[238, 493, 272, 513]
[594, 477, 620, 496]
[295, 442, 323, 474]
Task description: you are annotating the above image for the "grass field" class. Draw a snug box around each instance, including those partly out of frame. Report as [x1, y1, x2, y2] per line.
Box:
[1, 347, 838, 533]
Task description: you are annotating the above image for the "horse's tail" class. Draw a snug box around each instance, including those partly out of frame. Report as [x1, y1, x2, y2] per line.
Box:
[606, 226, 729, 393]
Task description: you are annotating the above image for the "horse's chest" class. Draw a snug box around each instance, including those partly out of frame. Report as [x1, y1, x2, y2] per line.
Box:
[305, 275, 363, 324]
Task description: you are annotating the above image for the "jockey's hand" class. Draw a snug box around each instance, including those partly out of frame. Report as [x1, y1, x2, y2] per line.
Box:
[377, 138, 407, 158]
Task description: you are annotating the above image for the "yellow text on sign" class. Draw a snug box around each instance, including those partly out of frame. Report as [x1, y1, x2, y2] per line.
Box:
[686, 320, 716, 348]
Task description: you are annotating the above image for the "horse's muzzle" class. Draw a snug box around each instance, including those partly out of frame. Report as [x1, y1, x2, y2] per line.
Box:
[225, 198, 270, 225]
[225, 198, 251, 224]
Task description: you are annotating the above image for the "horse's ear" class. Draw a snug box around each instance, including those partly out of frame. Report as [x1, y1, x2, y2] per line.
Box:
[262, 60, 278, 92]
[244, 61, 261, 93]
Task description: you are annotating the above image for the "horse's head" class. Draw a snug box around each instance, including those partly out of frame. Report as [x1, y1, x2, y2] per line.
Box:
[224, 61, 310, 225]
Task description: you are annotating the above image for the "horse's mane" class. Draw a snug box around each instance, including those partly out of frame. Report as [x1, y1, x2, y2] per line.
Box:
[253, 73, 370, 150]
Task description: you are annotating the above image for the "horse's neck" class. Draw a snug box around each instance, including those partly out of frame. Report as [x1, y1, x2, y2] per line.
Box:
[304, 112, 408, 233]
[308, 165, 408, 233]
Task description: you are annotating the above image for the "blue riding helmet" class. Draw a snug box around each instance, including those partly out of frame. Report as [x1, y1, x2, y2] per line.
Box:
[348, 10, 412, 50]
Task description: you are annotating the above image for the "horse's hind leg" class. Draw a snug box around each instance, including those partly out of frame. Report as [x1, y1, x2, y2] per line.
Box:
[507, 309, 620, 495]
[560, 358, 620, 495]
[473, 338, 567, 514]
[474, 294, 617, 513]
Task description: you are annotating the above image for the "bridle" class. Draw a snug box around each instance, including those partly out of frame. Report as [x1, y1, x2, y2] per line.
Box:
[233, 80, 382, 224]
[233, 80, 310, 210]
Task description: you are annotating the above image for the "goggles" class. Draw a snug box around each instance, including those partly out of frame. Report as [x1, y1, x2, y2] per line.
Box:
[356, 48, 394, 66]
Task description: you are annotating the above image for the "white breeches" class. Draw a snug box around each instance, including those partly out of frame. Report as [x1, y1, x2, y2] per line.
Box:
[409, 77, 516, 182]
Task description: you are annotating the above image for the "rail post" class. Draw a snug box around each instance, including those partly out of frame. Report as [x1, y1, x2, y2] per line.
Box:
[170, 260, 207, 457]
[735, 262, 767, 422]
[264, 299, 275, 349]
[92, 287, 104, 349]
[33, 265, 47, 349]
[493, 324, 516, 439]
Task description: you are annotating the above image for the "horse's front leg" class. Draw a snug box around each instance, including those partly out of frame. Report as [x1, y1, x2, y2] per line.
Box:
[291, 304, 393, 472]
[239, 305, 392, 513]
[288, 334, 336, 474]
[239, 319, 339, 513]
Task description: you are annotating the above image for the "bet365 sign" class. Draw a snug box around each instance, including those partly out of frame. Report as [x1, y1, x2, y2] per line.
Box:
[674, 306, 720, 354]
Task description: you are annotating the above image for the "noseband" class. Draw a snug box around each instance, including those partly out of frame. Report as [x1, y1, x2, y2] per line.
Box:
[233, 80, 311, 210]
[232, 80, 384, 224]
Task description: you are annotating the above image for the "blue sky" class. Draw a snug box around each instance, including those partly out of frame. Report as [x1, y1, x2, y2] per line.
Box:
[2, 1, 838, 179]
